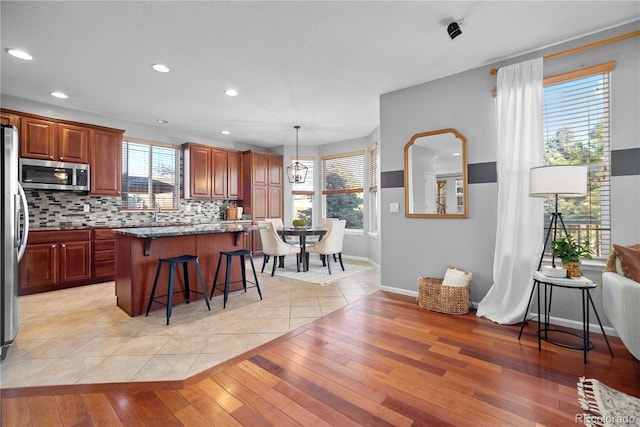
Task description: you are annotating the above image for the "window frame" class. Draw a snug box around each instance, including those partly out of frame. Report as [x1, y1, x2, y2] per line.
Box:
[541, 61, 614, 259]
[368, 143, 379, 234]
[121, 137, 181, 211]
[322, 150, 365, 231]
[291, 156, 315, 226]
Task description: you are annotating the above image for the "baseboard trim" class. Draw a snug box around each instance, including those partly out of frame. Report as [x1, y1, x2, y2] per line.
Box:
[379, 285, 618, 337]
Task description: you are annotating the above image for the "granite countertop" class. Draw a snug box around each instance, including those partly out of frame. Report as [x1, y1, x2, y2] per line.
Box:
[112, 222, 257, 239]
[30, 220, 252, 232]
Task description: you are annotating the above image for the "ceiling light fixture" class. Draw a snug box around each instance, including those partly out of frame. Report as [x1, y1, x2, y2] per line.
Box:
[151, 63, 170, 73]
[6, 48, 33, 60]
[286, 125, 308, 184]
[224, 89, 238, 97]
[50, 91, 68, 99]
[221, 130, 230, 135]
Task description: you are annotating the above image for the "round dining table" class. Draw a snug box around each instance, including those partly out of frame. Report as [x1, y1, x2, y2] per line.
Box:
[276, 227, 327, 272]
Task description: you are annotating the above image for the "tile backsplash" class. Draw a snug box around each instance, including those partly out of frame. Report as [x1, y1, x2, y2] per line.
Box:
[26, 190, 243, 229]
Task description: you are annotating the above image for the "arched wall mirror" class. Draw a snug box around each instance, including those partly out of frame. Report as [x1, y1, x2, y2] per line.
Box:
[404, 128, 468, 218]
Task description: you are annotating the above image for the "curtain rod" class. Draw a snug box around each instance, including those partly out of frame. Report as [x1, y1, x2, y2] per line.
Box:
[489, 30, 640, 75]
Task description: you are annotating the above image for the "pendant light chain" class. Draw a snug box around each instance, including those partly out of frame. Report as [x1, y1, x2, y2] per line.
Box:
[295, 125, 300, 163]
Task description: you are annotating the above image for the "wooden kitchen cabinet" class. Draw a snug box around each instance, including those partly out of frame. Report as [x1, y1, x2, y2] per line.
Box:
[93, 228, 116, 281]
[241, 150, 283, 254]
[19, 116, 58, 161]
[0, 110, 20, 127]
[19, 230, 92, 295]
[90, 128, 123, 196]
[19, 117, 90, 163]
[227, 150, 242, 199]
[182, 142, 241, 200]
[188, 144, 212, 198]
[1, 109, 123, 194]
[212, 148, 228, 198]
[58, 122, 90, 163]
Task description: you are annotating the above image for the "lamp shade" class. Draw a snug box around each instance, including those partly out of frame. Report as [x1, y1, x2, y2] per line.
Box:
[529, 165, 588, 197]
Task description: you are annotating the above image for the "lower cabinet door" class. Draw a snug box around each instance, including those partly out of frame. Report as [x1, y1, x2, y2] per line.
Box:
[20, 243, 58, 292]
[59, 241, 92, 283]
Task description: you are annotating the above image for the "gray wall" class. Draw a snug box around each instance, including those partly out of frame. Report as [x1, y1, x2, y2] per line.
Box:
[379, 21, 640, 327]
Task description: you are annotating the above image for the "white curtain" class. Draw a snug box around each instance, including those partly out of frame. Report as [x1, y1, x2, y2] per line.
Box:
[476, 58, 544, 324]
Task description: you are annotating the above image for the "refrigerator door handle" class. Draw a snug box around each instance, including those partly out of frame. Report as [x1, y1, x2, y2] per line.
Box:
[16, 182, 29, 262]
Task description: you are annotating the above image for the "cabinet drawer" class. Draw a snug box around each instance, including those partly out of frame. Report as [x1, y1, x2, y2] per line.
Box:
[93, 250, 115, 261]
[93, 229, 115, 240]
[93, 240, 115, 251]
[93, 260, 115, 278]
[28, 230, 92, 244]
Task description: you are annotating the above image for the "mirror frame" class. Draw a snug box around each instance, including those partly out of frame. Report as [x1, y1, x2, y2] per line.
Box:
[404, 128, 468, 218]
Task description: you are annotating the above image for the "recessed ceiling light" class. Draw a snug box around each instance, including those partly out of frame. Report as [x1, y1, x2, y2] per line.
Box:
[50, 91, 68, 99]
[151, 63, 170, 73]
[156, 119, 168, 124]
[6, 49, 33, 60]
[221, 130, 230, 135]
[453, 152, 461, 156]
[224, 89, 238, 97]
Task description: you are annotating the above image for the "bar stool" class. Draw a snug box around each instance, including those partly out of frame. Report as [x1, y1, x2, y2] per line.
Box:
[210, 249, 262, 308]
[146, 255, 211, 325]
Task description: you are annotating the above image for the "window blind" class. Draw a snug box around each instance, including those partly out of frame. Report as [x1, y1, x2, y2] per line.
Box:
[368, 143, 378, 193]
[122, 140, 180, 210]
[543, 70, 611, 257]
[322, 150, 364, 194]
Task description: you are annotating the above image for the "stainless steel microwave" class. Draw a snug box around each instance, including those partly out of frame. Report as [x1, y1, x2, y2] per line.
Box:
[19, 158, 90, 191]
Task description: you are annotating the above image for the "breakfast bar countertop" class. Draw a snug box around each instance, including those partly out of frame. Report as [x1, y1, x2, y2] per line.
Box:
[112, 222, 257, 239]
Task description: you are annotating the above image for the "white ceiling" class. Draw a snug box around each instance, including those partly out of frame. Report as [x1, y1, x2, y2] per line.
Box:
[1, 1, 638, 148]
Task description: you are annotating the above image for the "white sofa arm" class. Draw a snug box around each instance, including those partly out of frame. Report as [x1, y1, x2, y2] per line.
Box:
[602, 272, 640, 360]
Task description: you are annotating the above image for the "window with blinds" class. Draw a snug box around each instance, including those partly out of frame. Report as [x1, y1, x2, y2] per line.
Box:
[543, 66, 611, 257]
[291, 157, 314, 225]
[368, 143, 379, 233]
[122, 139, 180, 210]
[322, 150, 364, 230]
[368, 143, 378, 193]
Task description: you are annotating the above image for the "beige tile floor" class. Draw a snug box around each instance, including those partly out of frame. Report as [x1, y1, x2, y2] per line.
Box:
[0, 258, 379, 389]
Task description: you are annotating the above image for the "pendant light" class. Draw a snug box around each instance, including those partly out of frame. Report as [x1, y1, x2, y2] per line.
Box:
[286, 125, 308, 184]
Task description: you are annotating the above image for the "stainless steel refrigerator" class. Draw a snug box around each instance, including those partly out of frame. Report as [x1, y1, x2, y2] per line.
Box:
[2, 124, 29, 361]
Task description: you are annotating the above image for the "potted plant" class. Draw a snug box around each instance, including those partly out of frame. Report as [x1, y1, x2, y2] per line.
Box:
[551, 234, 594, 277]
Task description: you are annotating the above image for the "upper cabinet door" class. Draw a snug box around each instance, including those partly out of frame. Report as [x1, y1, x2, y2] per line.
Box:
[189, 145, 212, 198]
[227, 150, 241, 200]
[58, 123, 89, 163]
[20, 117, 57, 160]
[268, 155, 282, 186]
[90, 128, 123, 196]
[252, 153, 268, 185]
[211, 148, 228, 199]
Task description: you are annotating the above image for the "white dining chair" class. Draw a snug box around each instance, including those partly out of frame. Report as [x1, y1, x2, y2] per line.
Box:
[305, 220, 346, 274]
[257, 221, 301, 276]
[314, 217, 341, 262]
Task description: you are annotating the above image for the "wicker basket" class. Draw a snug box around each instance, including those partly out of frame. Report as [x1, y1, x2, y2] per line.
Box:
[417, 277, 470, 315]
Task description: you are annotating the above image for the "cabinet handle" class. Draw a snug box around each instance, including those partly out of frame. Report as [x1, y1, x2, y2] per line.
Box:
[51, 244, 56, 248]
[61, 244, 66, 248]
[49, 155, 54, 160]
[59, 156, 64, 160]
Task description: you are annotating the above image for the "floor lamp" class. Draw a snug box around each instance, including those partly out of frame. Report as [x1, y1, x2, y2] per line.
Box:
[529, 165, 588, 275]
[518, 165, 588, 339]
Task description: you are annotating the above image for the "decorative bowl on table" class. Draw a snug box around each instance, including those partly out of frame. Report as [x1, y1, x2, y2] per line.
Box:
[292, 219, 309, 228]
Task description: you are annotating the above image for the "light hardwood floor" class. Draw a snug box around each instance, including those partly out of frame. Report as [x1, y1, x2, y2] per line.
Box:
[2, 288, 638, 426]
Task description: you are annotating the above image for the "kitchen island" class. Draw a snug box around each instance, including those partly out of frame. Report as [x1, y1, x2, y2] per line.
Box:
[113, 223, 257, 317]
